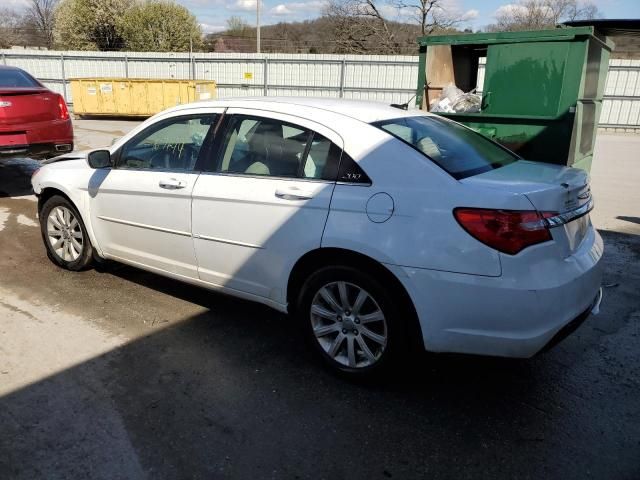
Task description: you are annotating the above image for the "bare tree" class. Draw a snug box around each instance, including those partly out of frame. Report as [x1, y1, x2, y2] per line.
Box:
[488, 0, 599, 32]
[0, 8, 26, 48]
[564, 0, 599, 21]
[26, 0, 58, 48]
[391, 0, 459, 35]
[324, 0, 399, 54]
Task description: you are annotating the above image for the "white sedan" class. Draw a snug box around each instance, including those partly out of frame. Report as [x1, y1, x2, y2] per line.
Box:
[32, 98, 603, 377]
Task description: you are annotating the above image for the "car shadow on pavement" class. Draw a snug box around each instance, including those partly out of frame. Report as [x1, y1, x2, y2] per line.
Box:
[0, 285, 539, 480]
[2, 258, 639, 480]
[0, 157, 40, 197]
[617, 215, 640, 226]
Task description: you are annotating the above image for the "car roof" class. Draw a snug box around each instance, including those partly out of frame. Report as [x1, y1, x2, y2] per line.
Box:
[170, 96, 430, 124]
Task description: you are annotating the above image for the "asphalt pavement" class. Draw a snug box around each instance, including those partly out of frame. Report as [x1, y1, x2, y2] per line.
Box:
[0, 121, 638, 480]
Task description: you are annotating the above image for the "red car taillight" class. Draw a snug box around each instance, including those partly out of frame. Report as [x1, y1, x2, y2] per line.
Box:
[453, 208, 556, 255]
[57, 95, 70, 120]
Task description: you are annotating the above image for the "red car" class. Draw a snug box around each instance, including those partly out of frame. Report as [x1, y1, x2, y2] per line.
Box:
[0, 65, 73, 159]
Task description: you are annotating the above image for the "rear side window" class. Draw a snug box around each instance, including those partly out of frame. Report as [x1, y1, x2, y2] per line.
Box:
[217, 114, 340, 181]
[372, 116, 517, 180]
[0, 69, 42, 88]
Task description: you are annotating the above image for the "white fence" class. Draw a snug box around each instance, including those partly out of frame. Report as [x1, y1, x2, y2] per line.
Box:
[2, 50, 639, 129]
[0, 50, 418, 105]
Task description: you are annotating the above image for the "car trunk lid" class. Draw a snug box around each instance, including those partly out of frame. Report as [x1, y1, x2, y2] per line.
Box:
[0, 88, 59, 126]
[461, 160, 593, 255]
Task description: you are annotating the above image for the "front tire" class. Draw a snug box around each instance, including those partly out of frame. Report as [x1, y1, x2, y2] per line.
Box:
[39, 195, 94, 271]
[296, 266, 405, 378]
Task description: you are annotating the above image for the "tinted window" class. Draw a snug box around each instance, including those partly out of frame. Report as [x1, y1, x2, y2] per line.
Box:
[219, 115, 338, 180]
[303, 134, 341, 181]
[118, 115, 216, 171]
[338, 153, 371, 185]
[0, 68, 41, 88]
[373, 116, 517, 180]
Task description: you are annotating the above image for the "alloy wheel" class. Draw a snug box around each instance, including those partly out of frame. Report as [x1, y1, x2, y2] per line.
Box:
[310, 281, 388, 368]
[47, 206, 83, 262]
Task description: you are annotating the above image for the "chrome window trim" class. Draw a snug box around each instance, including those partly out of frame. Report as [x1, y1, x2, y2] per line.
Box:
[545, 198, 594, 228]
[198, 171, 334, 184]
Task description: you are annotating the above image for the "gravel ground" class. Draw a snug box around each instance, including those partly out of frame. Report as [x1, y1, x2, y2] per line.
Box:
[0, 122, 638, 480]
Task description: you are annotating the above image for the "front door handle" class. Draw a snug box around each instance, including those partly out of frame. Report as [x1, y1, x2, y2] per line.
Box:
[275, 187, 313, 201]
[159, 178, 186, 189]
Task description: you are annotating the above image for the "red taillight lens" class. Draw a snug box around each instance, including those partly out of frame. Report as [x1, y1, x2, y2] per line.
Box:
[57, 95, 69, 120]
[453, 208, 553, 255]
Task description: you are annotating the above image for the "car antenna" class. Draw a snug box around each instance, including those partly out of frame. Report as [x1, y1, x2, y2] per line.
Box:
[390, 93, 417, 111]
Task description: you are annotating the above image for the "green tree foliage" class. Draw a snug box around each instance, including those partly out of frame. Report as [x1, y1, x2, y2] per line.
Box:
[117, 0, 203, 52]
[225, 16, 251, 37]
[54, 0, 127, 50]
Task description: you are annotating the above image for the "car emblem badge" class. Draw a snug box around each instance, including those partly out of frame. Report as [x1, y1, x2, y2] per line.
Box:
[0, 101, 12, 107]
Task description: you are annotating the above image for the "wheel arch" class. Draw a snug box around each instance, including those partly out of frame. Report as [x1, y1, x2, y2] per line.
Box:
[38, 186, 74, 213]
[37, 186, 104, 258]
[287, 247, 424, 350]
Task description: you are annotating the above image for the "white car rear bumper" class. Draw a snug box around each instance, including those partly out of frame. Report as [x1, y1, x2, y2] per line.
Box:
[390, 228, 604, 358]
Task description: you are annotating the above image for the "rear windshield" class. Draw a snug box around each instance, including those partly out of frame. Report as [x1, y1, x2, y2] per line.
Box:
[0, 69, 42, 88]
[372, 115, 517, 180]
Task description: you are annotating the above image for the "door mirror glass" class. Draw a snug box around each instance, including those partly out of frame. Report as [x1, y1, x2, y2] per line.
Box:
[87, 150, 111, 169]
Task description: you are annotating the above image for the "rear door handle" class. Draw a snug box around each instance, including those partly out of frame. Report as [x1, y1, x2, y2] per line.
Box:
[159, 178, 186, 189]
[275, 187, 313, 201]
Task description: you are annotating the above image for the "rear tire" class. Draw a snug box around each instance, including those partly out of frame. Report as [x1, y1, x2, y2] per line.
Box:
[39, 195, 94, 271]
[296, 265, 406, 378]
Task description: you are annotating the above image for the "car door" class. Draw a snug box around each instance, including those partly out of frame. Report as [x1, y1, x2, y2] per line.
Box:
[191, 108, 343, 305]
[89, 111, 221, 278]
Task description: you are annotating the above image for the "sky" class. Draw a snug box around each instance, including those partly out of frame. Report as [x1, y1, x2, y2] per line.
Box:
[6, 0, 640, 34]
[181, 0, 640, 34]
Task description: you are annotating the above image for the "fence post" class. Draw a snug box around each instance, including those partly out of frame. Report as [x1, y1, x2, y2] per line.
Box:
[60, 53, 67, 102]
[124, 54, 129, 78]
[339, 59, 346, 98]
[263, 57, 268, 97]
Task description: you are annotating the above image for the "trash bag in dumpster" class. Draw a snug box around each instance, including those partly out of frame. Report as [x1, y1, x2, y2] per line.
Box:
[453, 91, 481, 113]
[430, 83, 481, 113]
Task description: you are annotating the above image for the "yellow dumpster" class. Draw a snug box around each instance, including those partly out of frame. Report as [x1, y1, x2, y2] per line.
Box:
[69, 78, 217, 117]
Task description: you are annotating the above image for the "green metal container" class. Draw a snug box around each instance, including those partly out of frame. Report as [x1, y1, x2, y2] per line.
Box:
[415, 27, 614, 171]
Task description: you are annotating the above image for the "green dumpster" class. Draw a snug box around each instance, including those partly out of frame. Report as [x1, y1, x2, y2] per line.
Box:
[415, 27, 614, 171]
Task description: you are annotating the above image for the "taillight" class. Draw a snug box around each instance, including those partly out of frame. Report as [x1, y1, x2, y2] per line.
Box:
[57, 95, 69, 120]
[453, 208, 555, 255]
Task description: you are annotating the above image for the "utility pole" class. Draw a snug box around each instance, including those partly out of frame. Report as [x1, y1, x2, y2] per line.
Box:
[189, 36, 194, 80]
[256, 0, 261, 53]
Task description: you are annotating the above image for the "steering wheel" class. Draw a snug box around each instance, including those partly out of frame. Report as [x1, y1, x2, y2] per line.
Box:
[148, 149, 172, 169]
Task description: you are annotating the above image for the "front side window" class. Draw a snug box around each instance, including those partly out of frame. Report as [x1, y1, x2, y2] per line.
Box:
[218, 115, 339, 180]
[118, 114, 216, 171]
[373, 115, 517, 180]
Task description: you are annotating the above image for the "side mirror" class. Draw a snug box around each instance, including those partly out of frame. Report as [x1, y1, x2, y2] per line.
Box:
[87, 149, 111, 169]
